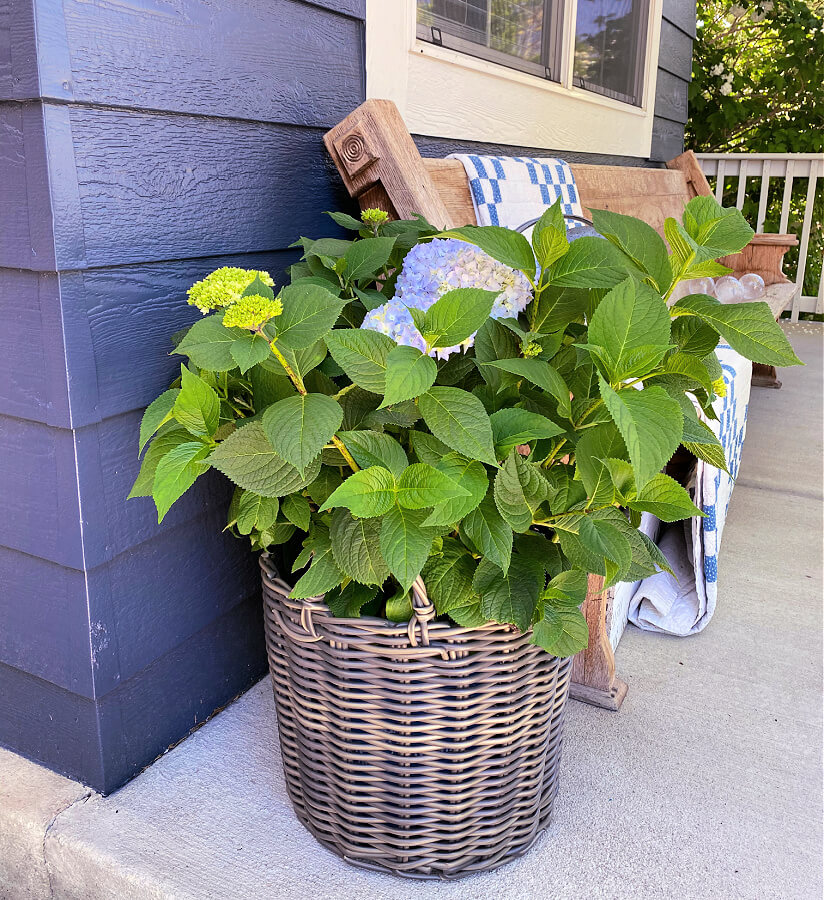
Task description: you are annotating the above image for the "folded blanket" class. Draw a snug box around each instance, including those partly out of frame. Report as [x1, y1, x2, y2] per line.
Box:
[627, 344, 752, 638]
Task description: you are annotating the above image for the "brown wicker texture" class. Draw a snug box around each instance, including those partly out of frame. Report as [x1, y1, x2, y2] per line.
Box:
[260, 553, 573, 880]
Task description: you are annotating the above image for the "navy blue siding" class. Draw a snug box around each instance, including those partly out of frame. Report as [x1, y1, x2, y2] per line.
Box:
[651, 0, 695, 161]
[0, 0, 365, 792]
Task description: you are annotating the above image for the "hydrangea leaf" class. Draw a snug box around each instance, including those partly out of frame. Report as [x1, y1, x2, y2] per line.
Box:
[493, 451, 548, 533]
[573, 423, 627, 508]
[329, 509, 390, 586]
[490, 407, 564, 457]
[280, 493, 311, 531]
[139, 389, 179, 453]
[627, 472, 704, 522]
[325, 329, 394, 394]
[175, 314, 240, 371]
[274, 283, 347, 350]
[342, 236, 397, 281]
[152, 441, 211, 523]
[418, 387, 498, 466]
[337, 431, 408, 478]
[208, 422, 319, 497]
[322, 466, 396, 518]
[235, 492, 279, 536]
[530, 604, 588, 657]
[129, 426, 192, 499]
[230, 333, 271, 374]
[541, 236, 633, 289]
[421, 538, 478, 614]
[599, 377, 683, 488]
[324, 581, 378, 618]
[262, 392, 343, 476]
[379, 505, 435, 592]
[423, 454, 488, 527]
[473, 556, 542, 632]
[173, 366, 220, 438]
[290, 529, 345, 599]
[395, 462, 470, 509]
[409, 431, 453, 466]
[589, 208, 672, 293]
[439, 225, 536, 279]
[461, 492, 513, 574]
[482, 359, 571, 419]
[382, 345, 437, 407]
[421, 288, 497, 347]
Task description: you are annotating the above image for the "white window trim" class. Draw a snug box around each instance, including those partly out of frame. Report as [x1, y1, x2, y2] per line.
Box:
[366, 0, 664, 159]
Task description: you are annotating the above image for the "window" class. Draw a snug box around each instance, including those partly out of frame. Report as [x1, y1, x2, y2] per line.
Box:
[573, 0, 649, 106]
[417, 0, 649, 106]
[416, 1, 563, 82]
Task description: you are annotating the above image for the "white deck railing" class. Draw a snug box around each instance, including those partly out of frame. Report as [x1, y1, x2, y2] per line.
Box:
[696, 153, 823, 320]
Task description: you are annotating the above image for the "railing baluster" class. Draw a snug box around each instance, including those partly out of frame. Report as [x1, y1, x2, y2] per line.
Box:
[735, 159, 747, 210]
[756, 159, 771, 233]
[816, 262, 824, 317]
[779, 158, 794, 234]
[792, 158, 820, 322]
[714, 159, 726, 203]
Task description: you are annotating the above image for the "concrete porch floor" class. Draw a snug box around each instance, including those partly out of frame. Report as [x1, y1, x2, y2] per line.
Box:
[1, 324, 822, 900]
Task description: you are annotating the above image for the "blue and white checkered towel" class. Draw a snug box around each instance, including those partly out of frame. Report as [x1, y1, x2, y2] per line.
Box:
[449, 154, 584, 230]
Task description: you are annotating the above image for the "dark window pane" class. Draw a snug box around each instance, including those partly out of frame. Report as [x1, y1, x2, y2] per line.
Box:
[573, 0, 649, 106]
[417, 0, 560, 81]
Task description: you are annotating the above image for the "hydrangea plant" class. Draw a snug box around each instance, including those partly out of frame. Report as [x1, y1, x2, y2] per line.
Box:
[130, 200, 801, 656]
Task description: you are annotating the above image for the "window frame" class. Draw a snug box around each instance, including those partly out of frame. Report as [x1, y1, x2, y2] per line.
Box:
[366, 0, 664, 159]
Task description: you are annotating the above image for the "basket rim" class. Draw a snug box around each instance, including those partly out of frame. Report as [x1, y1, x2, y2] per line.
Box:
[260, 551, 526, 642]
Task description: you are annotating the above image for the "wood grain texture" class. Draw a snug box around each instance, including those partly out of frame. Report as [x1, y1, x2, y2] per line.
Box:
[654, 69, 689, 126]
[650, 115, 685, 163]
[658, 18, 694, 82]
[0, 102, 58, 270]
[0, 593, 266, 793]
[44, 0, 363, 126]
[0, 0, 39, 99]
[662, 0, 697, 39]
[56, 107, 349, 268]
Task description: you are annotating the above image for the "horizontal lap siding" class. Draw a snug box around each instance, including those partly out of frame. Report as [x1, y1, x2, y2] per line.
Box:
[650, 0, 695, 162]
[0, 0, 365, 790]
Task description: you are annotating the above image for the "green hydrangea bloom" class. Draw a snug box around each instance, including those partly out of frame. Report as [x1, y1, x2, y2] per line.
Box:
[361, 208, 389, 226]
[222, 294, 283, 330]
[187, 267, 275, 313]
[522, 340, 542, 358]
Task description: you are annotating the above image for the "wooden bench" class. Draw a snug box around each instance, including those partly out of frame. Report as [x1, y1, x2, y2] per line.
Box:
[323, 98, 793, 710]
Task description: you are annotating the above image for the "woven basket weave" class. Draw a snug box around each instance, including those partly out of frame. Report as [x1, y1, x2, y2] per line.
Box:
[260, 553, 572, 880]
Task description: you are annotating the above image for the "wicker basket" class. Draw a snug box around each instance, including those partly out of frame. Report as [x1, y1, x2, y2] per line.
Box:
[260, 553, 572, 880]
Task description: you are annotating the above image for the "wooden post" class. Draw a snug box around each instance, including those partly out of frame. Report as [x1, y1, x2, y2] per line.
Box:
[325, 99, 627, 710]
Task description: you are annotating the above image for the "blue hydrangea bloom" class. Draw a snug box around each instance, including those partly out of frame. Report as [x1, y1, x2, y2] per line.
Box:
[361, 239, 534, 359]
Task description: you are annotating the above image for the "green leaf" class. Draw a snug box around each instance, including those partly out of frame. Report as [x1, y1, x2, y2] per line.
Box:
[421, 288, 497, 347]
[322, 466, 396, 517]
[329, 509, 390, 585]
[175, 315, 239, 371]
[235, 491, 279, 535]
[662, 351, 714, 393]
[543, 569, 589, 605]
[418, 387, 498, 466]
[409, 431, 452, 466]
[577, 516, 632, 585]
[306, 466, 343, 507]
[628, 472, 703, 522]
[481, 359, 571, 419]
[423, 455, 488, 527]
[544, 464, 587, 514]
[341, 236, 396, 281]
[587, 277, 671, 377]
[599, 378, 683, 488]
[530, 286, 588, 334]
[274, 283, 346, 350]
[589, 208, 672, 292]
[241, 273, 275, 301]
[638, 530, 674, 577]
[385, 585, 413, 622]
[683, 196, 754, 257]
[379, 505, 434, 591]
[447, 596, 488, 627]
[473, 556, 542, 631]
[461, 492, 513, 574]
[262, 393, 343, 475]
[208, 422, 319, 497]
[490, 407, 564, 457]
[574, 423, 627, 507]
[139, 389, 179, 453]
[671, 316, 720, 356]
[250, 364, 295, 408]
[422, 538, 478, 614]
[325, 211, 363, 231]
[324, 581, 378, 617]
[382, 345, 437, 407]
[532, 203, 569, 269]
[324, 329, 395, 393]
[542, 236, 631, 288]
[474, 318, 520, 390]
[601, 457, 636, 501]
[683, 439, 728, 473]
[280, 493, 311, 531]
[337, 431, 408, 477]
[173, 365, 220, 437]
[395, 462, 470, 509]
[152, 441, 211, 522]
[672, 295, 802, 366]
[272, 340, 328, 381]
[493, 451, 548, 533]
[290, 529, 345, 599]
[230, 333, 270, 374]
[531, 604, 588, 656]
[353, 287, 386, 312]
[439, 225, 536, 279]
[129, 427, 192, 499]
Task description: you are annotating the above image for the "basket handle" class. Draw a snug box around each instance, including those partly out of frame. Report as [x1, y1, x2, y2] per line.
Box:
[408, 576, 436, 647]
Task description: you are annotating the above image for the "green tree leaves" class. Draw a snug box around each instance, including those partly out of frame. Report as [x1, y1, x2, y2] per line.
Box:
[330, 510, 390, 585]
[493, 451, 548, 532]
[274, 282, 346, 350]
[382, 345, 437, 406]
[420, 288, 497, 348]
[325, 330, 394, 393]
[380, 505, 435, 591]
[152, 442, 211, 522]
[174, 366, 220, 438]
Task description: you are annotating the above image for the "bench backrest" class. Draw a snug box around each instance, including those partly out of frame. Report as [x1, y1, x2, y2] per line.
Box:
[324, 99, 713, 234]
